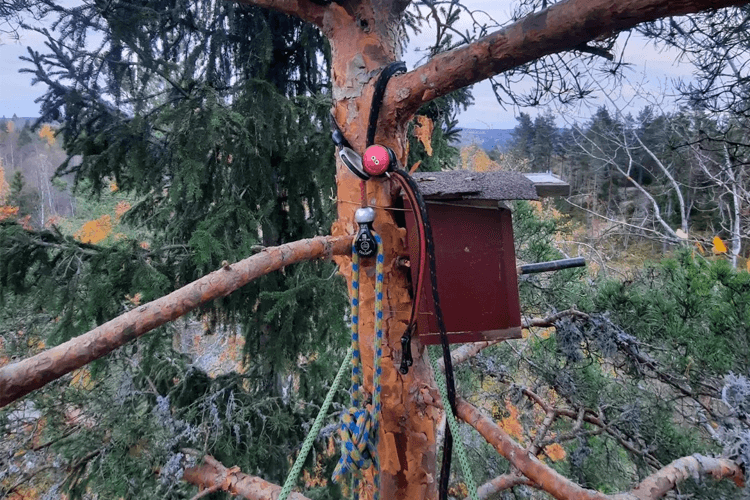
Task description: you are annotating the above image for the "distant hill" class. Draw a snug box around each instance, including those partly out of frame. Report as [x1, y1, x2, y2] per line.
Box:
[456, 128, 514, 151]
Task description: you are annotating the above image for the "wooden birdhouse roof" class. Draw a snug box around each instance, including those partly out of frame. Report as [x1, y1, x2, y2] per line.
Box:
[411, 171, 569, 203]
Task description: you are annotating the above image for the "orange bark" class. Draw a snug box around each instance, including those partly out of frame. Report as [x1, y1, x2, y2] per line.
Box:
[0, 235, 350, 407]
[182, 455, 312, 500]
[316, 3, 441, 499]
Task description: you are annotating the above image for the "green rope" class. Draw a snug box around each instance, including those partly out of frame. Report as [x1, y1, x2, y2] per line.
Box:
[428, 345, 480, 500]
[278, 347, 353, 500]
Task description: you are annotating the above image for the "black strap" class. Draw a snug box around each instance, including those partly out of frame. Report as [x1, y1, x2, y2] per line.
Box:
[330, 112, 352, 150]
[366, 61, 406, 147]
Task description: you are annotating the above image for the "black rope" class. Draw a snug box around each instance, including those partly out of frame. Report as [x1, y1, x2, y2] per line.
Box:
[394, 169, 457, 500]
[366, 61, 406, 147]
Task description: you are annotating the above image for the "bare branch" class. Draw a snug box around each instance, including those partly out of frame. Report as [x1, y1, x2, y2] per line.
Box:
[183, 455, 312, 500]
[0, 235, 351, 407]
[441, 309, 590, 369]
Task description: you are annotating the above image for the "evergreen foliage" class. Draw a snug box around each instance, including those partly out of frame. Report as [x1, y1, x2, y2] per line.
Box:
[2, 0, 353, 495]
[458, 208, 750, 499]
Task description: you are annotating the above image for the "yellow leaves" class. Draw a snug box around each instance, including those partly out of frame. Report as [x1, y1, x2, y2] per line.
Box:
[448, 483, 469, 499]
[460, 145, 501, 172]
[498, 401, 524, 441]
[538, 327, 554, 339]
[0, 205, 19, 221]
[38, 123, 56, 146]
[109, 180, 119, 192]
[0, 163, 9, 204]
[70, 367, 95, 390]
[0, 165, 20, 222]
[6, 120, 14, 134]
[19, 215, 32, 230]
[7, 485, 41, 500]
[74, 214, 113, 244]
[125, 292, 142, 306]
[544, 443, 567, 462]
[713, 236, 728, 254]
[746, 259, 750, 273]
[414, 115, 434, 156]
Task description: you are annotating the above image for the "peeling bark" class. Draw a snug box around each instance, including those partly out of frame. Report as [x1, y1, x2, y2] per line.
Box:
[0, 235, 350, 408]
[182, 455, 312, 500]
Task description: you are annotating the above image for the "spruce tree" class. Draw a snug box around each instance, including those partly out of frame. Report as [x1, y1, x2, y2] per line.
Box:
[3, 0, 352, 496]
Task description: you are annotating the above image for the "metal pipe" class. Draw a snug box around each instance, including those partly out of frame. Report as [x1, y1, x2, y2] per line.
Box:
[518, 257, 586, 275]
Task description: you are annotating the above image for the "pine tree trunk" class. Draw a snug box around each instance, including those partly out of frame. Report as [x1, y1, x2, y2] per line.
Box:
[326, 3, 439, 498]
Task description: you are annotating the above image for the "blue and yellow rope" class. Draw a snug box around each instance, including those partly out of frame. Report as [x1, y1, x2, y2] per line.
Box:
[333, 235, 384, 499]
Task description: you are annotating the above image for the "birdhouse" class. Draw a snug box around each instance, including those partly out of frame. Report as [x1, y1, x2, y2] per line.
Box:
[403, 170, 569, 345]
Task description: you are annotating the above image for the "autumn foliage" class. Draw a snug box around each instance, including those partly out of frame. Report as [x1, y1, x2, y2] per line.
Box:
[73, 214, 114, 244]
[37, 124, 56, 146]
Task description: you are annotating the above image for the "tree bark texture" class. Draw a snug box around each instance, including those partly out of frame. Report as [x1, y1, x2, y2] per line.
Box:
[0, 235, 350, 408]
[182, 455, 312, 500]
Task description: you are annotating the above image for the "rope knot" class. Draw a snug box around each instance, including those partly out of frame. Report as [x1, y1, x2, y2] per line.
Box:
[332, 406, 378, 483]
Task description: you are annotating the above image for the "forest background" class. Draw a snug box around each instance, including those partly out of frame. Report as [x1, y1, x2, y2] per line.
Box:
[2, 0, 750, 499]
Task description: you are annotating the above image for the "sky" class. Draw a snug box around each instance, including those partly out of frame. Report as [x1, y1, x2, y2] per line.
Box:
[0, 0, 696, 128]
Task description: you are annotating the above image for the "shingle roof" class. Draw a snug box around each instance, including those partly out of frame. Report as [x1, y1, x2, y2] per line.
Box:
[412, 170, 540, 201]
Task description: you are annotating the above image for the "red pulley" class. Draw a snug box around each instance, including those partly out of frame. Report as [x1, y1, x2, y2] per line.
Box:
[363, 145, 395, 176]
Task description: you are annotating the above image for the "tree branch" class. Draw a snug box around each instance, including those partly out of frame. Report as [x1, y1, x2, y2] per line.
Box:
[616, 455, 744, 500]
[440, 309, 590, 369]
[455, 397, 611, 500]
[454, 398, 745, 500]
[183, 455, 312, 500]
[234, 0, 329, 28]
[0, 235, 351, 408]
[468, 473, 534, 500]
[390, 0, 750, 119]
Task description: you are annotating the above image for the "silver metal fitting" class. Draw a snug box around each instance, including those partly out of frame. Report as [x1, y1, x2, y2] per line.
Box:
[355, 207, 376, 223]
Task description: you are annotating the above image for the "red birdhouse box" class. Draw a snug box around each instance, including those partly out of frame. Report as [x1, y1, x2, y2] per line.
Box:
[403, 170, 569, 345]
